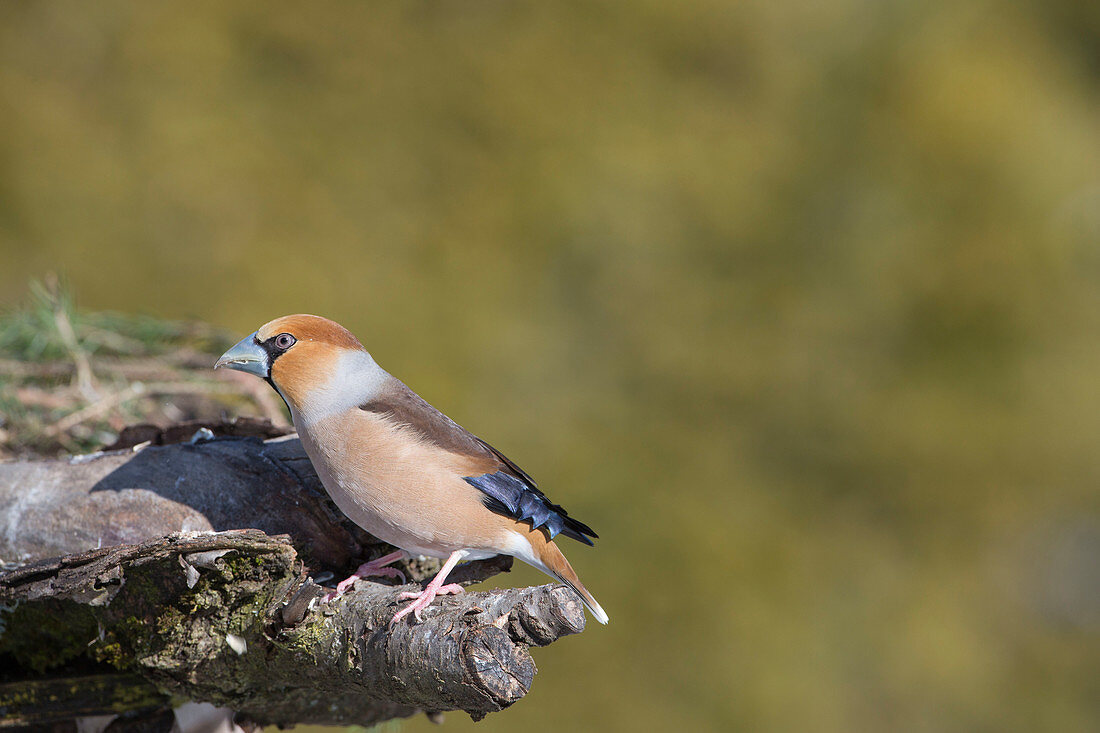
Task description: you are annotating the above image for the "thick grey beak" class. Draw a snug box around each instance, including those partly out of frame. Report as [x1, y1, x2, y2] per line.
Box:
[214, 332, 270, 378]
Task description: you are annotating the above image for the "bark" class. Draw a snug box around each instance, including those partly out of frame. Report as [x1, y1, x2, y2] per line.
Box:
[0, 422, 361, 570]
[0, 425, 587, 727]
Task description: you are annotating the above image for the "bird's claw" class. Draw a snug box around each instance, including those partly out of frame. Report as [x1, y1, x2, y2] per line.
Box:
[323, 559, 408, 603]
[391, 583, 464, 623]
[373, 566, 407, 583]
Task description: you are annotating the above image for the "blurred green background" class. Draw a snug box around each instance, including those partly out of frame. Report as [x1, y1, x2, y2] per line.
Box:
[2, 1, 1099, 730]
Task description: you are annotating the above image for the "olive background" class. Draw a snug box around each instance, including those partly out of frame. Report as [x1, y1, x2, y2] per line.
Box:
[1, 2, 1098, 731]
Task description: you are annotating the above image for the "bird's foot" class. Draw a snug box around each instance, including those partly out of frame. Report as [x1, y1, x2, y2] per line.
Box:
[391, 582, 464, 623]
[323, 553, 407, 603]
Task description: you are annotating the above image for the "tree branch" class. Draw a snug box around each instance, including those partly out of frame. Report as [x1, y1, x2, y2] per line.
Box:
[0, 427, 587, 727]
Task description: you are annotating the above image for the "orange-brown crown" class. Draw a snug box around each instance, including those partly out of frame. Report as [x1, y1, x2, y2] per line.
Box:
[257, 315, 366, 409]
[257, 314, 363, 350]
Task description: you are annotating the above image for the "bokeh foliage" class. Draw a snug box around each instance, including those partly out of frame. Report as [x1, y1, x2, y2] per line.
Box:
[1, 1, 1098, 731]
[0, 277, 279, 457]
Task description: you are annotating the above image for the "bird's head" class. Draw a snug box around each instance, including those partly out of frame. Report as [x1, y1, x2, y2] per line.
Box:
[215, 314, 381, 420]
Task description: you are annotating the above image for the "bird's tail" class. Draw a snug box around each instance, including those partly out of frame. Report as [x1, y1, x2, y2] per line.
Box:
[524, 527, 609, 625]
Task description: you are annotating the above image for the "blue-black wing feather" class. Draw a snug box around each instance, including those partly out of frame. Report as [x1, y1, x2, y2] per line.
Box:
[463, 471, 597, 545]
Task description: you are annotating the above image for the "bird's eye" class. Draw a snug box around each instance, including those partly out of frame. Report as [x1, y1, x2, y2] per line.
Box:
[274, 333, 296, 350]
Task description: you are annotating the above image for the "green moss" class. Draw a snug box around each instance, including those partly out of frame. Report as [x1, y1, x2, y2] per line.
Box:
[277, 612, 332, 665]
[107, 677, 168, 711]
[0, 599, 99, 673]
[93, 641, 127, 668]
[221, 553, 271, 582]
[91, 615, 152, 670]
[155, 606, 187, 636]
[4, 543, 299, 720]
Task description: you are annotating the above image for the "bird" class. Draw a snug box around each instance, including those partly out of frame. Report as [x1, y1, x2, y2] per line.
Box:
[215, 314, 607, 625]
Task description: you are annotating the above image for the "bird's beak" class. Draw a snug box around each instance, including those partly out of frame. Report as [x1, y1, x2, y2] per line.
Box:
[214, 333, 270, 378]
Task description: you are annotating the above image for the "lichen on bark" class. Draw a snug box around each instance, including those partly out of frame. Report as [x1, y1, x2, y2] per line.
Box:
[0, 528, 585, 727]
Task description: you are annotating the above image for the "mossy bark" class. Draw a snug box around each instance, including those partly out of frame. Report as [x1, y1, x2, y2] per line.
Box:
[0, 530, 584, 727]
[0, 432, 588, 728]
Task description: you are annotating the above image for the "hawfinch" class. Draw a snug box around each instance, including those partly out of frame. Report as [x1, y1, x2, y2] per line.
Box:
[215, 315, 607, 625]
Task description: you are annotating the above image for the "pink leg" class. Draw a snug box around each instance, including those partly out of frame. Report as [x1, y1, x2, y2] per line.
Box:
[391, 551, 466, 624]
[323, 550, 407, 603]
